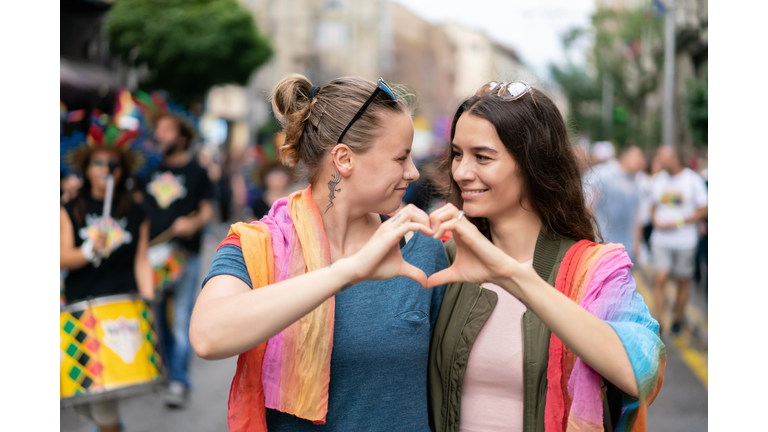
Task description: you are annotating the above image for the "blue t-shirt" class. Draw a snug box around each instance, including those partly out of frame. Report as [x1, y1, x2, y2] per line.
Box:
[203, 231, 449, 431]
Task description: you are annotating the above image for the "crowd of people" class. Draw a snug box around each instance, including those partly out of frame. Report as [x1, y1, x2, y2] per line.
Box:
[583, 141, 708, 335]
[59, 76, 700, 432]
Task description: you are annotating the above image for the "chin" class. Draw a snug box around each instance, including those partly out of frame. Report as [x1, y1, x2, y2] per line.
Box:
[461, 201, 486, 219]
[374, 194, 402, 215]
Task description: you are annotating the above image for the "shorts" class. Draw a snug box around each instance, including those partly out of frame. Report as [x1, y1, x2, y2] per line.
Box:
[74, 399, 120, 427]
[651, 244, 696, 279]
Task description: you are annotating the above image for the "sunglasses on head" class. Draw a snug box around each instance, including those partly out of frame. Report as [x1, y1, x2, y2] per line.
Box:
[336, 78, 398, 144]
[476, 81, 533, 101]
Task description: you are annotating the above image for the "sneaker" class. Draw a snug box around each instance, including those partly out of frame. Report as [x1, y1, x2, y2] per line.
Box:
[670, 321, 683, 334]
[164, 381, 188, 408]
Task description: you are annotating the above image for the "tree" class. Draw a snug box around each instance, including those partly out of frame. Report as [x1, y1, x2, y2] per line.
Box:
[551, 7, 664, 148]
[685, 69, 707, 148]
[107, 0, 273, 105]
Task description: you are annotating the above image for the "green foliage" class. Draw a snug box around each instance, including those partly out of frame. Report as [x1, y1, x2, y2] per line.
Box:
[106, 0, 273, 105]
[551, 7, 664, 148]
[686, 70, 707, 147]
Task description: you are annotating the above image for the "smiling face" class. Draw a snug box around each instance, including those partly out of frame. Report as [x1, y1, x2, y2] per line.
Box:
[344, 111, 419, 215]
[451, 113, 528, 222]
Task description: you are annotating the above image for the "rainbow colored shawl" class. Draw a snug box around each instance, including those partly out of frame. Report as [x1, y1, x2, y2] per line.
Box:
[545, 240, 666, 432]
[220, 187, 333, 432]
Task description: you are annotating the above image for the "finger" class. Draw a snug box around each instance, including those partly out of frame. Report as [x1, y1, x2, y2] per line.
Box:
[426, 267, 462, 288]
[389, 205, 432, 234]
[389, 221, 434, 240]
[430, 202, 459, 216]
[432, 218, 459, 241]
[397, 261, 428, 288]
[429, 205, 461, 232]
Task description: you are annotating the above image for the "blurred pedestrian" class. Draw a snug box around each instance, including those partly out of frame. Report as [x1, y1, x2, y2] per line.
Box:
[635, 152, 663, 264]
[582, 140, 616, 209]
[589, 145, 646, 263]
[60, 125, 154, 432]
[251, 162, 296, 220]
[135, 108, 214, 408]
[694, 160, 708, 295]
[403, 158, 442, 212]
[650, 146, 708, 334]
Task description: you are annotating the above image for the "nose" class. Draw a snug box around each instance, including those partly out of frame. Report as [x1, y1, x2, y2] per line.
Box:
[404, 158, 420, 183]
[452, 157, 474, 183]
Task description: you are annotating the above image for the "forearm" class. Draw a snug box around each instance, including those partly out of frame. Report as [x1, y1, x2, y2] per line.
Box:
[686, 206, 708, 224]
[508, 268, 639, 398]
[60, 247, 91, 271]
[134, 258, 155, 300]
[190, 259, 357, 360]
[193, 201, 213, 231]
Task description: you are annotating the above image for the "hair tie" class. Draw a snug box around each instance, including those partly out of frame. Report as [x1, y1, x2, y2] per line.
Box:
[307, 86, 321, 100]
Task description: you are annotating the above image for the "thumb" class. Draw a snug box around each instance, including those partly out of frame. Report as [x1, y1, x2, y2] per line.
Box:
[398, 262, 428, 289]
[426, 267, 461, 289]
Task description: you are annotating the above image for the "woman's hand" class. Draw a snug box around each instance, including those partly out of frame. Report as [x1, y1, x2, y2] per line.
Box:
[427, 204, 530, 299]
[93, 231, 108, 255]
[345, 204, 434, 288]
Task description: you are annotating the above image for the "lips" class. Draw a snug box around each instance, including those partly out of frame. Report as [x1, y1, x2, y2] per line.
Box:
[461, 188, 488, 199]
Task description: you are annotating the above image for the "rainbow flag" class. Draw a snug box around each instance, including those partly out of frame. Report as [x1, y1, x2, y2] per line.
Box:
[545, 241, 665, 432]
[219, 186, 334, 431]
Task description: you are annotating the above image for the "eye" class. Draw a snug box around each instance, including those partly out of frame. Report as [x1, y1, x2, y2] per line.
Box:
[476, 154, 491, 161]
[451, 150, 462, 159]
[397, 156, 408, 163]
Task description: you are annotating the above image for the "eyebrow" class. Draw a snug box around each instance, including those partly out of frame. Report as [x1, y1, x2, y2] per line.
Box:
[451, 143, 499, 154]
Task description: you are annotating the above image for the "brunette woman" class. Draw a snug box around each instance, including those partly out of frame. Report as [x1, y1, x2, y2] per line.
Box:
[427, 82, 664, 432]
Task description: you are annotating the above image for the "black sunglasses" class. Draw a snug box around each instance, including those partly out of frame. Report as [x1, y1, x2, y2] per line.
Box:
[336, 78, 397, 144]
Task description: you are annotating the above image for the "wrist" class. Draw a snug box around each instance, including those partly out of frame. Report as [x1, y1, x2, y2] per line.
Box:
[81, 240, 96, 262]
[503, 262, 537, 307]
[328, 258, 360, 292]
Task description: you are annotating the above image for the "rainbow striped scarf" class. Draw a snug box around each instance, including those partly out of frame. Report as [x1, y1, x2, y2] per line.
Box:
[223, 187, 333, 432]
[545, 241, 666, 432]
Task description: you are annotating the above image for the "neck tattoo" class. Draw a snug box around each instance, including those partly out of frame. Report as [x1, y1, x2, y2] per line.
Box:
[325, 170, 342, 214]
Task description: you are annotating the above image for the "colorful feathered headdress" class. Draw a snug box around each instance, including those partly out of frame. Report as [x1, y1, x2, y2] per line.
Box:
[132, 90, 199, 141]
[61, 89, 160, 177]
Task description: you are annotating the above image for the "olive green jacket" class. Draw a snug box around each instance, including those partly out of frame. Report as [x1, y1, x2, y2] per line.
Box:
[427, 229, 584, 432]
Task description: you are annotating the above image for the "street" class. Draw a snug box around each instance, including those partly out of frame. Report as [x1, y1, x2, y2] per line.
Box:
[62, 229, 708, 432]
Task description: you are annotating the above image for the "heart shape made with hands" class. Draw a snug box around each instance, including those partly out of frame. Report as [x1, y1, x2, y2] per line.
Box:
[425, 204, 518, 289]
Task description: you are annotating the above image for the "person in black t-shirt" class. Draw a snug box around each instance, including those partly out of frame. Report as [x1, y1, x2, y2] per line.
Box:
[136, 112, 213, 408]
[60, 131, 154, 432]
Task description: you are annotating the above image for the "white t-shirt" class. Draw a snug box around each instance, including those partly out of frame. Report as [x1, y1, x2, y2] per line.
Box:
[636, 171, 657, 226]
[650, 168, 708, 249]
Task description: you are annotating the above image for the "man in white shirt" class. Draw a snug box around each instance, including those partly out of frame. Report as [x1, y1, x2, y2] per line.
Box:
[650, 146, 708, 334]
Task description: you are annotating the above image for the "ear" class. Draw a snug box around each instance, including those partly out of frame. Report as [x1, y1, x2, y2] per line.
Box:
[331, 144, 354, 177]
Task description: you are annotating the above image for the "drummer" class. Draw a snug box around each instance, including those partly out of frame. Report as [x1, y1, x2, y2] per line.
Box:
[60, 123, 154, 432]
[132, 99, 213, 409]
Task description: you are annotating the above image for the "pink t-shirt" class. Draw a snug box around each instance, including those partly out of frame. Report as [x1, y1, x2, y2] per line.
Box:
[459, 260, 532, 432]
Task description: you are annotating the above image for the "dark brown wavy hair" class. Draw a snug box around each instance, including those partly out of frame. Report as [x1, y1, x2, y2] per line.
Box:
[444, 88, 601, 243]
